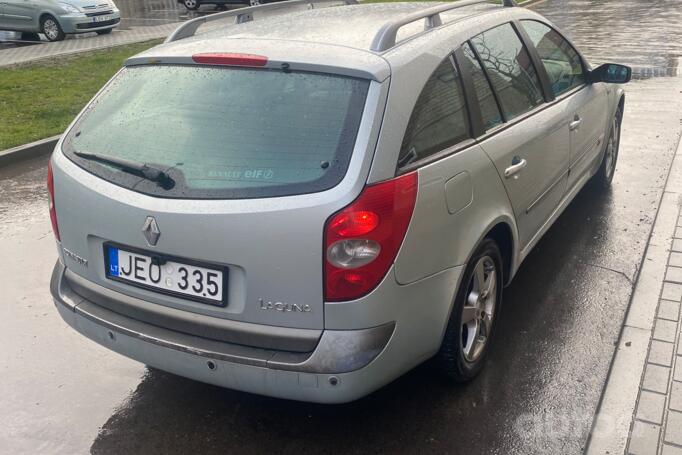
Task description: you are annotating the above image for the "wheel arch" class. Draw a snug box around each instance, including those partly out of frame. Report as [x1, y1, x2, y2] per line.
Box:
[617, 93, 625, 115]
[39, 12, 57, 25]
[484, 221, 515, 287]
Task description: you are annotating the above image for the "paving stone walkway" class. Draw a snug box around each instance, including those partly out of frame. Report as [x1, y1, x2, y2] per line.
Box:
[628, 211, 682, 454]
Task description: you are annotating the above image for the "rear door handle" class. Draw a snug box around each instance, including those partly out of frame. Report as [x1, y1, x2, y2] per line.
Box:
[504, 157, 527, 179]
[569, 116, 582, 131]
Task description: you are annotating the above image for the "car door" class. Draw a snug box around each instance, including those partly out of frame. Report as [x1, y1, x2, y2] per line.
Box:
[520, 19, 609, 192]
[460, 23, 570, 250]
[2, 0, 36, 31]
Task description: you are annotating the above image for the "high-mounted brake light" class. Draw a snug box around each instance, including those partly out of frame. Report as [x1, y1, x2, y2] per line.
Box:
[47, 161, 60, 241]
[324, 172, 418, 301]
[192, 53, 268, 67]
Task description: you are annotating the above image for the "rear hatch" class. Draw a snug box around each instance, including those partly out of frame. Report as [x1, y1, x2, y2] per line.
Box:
[51, 60, 378, 336]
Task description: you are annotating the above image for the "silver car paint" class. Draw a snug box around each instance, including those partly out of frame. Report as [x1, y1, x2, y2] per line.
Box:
[50, 2, 624, 403]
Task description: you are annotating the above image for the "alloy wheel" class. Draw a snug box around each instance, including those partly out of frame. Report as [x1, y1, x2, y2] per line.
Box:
[461, 256, 497, 363]
[184, 0, 197, 8]
[43, 19, 60, 41]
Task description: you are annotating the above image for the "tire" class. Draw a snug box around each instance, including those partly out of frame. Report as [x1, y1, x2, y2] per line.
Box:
[594, 104, 623, 188]
[183, 0, 200, 10]
[437, 238, 503, 382]
[41, 15, 65, 42]
[96, 29, 113, 35]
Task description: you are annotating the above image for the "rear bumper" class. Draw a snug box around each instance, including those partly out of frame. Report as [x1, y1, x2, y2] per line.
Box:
[51, 261, 399, 403]
[58, 12, 121, 34]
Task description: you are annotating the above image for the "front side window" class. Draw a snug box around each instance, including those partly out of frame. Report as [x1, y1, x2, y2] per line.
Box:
[522, 20, 586, 97]
[399, 59, 470, 168]
[63, 65, 369, 199]
[471, 23, 544, 121]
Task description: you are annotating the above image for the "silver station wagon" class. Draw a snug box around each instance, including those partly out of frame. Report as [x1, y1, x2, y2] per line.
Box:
[49, 0, 630, 403]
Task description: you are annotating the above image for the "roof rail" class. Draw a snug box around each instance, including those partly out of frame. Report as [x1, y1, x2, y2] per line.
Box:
[370, 0, 516, 53]
[165, 0, 357, 43]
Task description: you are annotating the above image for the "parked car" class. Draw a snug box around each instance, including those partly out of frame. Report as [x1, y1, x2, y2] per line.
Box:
[0, 0, 120, 41]
[178, 0, 283, 11]
[49, 0, 630, 403]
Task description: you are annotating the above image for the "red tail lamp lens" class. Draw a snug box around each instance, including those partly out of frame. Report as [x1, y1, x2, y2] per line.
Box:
[324, 172, 418, 301]
[328, 211, 380, 237]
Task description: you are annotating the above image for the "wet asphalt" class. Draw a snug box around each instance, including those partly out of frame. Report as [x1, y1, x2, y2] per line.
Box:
[1, 0, 682, 453]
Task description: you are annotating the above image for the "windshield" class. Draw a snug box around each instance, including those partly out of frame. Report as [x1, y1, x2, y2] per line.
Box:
[63, 65, 370, 199]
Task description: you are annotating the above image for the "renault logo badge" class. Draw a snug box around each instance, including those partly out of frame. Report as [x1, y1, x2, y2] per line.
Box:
[142, 216, 161, 246]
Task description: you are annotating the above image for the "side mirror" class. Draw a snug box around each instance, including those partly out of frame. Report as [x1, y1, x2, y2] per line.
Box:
[589, 63, 632, 84]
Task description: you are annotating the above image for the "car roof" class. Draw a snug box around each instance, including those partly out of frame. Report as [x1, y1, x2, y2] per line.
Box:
[128, 2, 546, 81]
[192, 2, 498, 51]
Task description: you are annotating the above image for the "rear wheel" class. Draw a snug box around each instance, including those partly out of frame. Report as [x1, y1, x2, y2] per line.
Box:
[437, 239, 503, 382]
[595, 105, 623, 188]
[41, 15, 65, 42]
[183, 0, 200, 10]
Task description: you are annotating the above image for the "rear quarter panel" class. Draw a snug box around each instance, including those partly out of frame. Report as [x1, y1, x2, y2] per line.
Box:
[394, 144, 517, 285]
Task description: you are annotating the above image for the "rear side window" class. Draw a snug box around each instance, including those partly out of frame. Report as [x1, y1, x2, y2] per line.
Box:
[461, 43, 503, 131]
[399, 59, 470, 168]
[470, 23, 544, 121]
[63, 65, 369, 199]
[521, 20, 586, 96]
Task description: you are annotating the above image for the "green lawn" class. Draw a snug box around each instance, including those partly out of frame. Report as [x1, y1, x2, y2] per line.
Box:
[0, 40, 162, 151]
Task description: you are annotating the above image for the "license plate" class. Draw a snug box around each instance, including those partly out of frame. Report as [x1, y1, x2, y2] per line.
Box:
[94, 15, 112, 22]
[105, 245, 226, 305]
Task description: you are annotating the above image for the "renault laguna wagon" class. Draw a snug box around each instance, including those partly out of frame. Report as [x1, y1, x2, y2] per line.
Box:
[49, 0, 630, 403]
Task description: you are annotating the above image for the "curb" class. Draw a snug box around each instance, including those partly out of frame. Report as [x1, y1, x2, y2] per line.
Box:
[0, 135, 60, 167]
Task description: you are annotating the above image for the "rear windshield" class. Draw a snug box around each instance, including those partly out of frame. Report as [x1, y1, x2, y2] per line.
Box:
[63, 65, 370, 199]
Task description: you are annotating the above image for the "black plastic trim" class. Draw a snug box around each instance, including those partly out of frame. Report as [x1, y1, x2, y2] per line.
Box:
[453, 48, 485, 138]
[512, 20, 554, 103]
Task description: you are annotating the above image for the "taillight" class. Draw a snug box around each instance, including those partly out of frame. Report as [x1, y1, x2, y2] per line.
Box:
[324, 172, 418, 301]
[192, 53, 268, 67]
[47, 161, 60, 241]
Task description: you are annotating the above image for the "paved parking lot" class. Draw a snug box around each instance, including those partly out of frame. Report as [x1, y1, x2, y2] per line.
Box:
[0, 0, 681, 453]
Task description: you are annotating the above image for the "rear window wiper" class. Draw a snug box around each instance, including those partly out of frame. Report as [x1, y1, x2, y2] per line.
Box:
[74, 151, 175, 190]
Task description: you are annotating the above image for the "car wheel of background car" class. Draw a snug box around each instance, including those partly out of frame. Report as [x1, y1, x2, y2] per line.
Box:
[41, 15, 65, 42]
[96, 29, 113, 35]
[595, 105, 623, 188]
[437, 238, 503, 382]
[183, 0, 200, 10]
